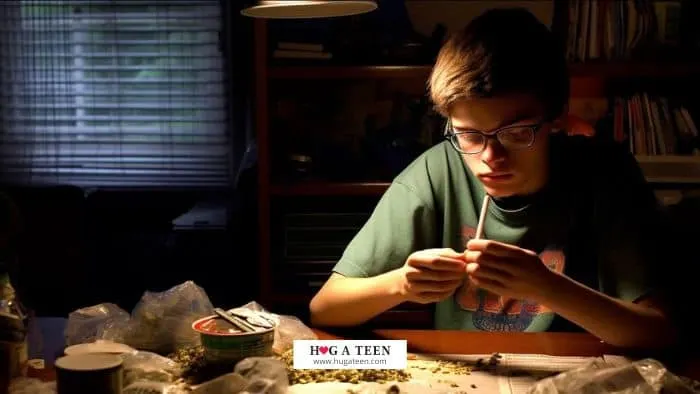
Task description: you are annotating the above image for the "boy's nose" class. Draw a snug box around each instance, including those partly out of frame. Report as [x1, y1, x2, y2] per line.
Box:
[479, 138, 508, 165]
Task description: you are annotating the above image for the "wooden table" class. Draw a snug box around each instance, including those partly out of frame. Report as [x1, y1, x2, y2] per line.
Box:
[312, 328, 700, 382]
[16, 321, 700, 387]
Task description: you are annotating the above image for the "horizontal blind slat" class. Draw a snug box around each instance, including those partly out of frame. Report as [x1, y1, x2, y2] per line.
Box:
[2, 92, 222, 98]
[17, 0, 221, 5]
[0, 143, 229, 155]
[1, 65, 223, 72]
[0, 0, 230, 188]
[0, 125, 224, 134]
[2, 103, 223, 110]
[4, 114, 226, 122]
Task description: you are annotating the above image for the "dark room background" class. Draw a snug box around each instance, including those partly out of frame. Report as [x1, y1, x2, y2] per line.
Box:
[1, 0, 699, 329]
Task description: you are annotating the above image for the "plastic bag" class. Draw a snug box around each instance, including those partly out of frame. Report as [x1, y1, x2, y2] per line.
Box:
[120, 350, 183, 387]
[234, 357, 288, 394]
[8, 378, 56, 394]
[527, 358, 700, 394]
[122, 381, 190, 394]
[126, 281, 214, 354]
[64, 281, 214, 354]
[191, 373, 249, 394]
[241, 378, 285, 394]
[64, 303, 130, 346]
[191, 372, 286, 394]
[231, 301, 316, 354]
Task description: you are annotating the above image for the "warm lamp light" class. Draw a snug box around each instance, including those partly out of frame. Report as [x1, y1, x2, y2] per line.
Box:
[241, 0, 378, 19]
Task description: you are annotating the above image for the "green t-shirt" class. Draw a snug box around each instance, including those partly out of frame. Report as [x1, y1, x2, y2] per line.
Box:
[332, 134, 664, 332]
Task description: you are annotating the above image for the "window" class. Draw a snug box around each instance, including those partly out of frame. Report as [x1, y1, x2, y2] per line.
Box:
[0, 0, 230, 188]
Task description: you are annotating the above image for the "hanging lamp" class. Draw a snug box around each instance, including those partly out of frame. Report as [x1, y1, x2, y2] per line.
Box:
[241, 1, 378, 19]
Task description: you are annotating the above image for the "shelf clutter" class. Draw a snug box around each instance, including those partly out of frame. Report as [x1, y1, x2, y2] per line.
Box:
[268, 62, 700, 80]
[611, 93, 697, 156]
[565, 0, 665, 63]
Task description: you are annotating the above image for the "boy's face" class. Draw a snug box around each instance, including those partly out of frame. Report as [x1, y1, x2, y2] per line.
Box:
[449, 95, 554, 198]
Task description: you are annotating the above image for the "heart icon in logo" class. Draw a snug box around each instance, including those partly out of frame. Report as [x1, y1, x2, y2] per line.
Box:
[319, 346, 329, 355]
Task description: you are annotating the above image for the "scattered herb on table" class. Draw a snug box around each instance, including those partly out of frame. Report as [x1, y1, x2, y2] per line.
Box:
[168, 345, 232, 385]
[277, 349, 412, 385]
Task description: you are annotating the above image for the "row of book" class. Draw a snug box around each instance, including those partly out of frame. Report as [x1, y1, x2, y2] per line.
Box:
[611, 93, 697, 156]
[565, 0, 680, 62]
[271, 41, 331, 61]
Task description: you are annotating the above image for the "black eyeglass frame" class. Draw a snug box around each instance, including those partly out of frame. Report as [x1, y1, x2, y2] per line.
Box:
[443, 119, 545, 155]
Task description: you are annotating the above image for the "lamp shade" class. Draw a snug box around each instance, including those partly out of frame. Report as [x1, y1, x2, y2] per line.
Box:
[241, 1, 378, 19]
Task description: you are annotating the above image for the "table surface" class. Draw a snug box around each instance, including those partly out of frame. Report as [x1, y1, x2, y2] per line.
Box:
[314, 329, 614, 356]
[312, 328, 700, 381]
[23, 320, 700, 384]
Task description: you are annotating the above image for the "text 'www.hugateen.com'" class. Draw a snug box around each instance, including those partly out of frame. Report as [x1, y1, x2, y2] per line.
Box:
[311, 358, 388, 368]
[293, 340, 407, 370]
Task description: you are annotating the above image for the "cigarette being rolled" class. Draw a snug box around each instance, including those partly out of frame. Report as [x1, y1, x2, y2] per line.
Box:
[475, 194, 490, 240]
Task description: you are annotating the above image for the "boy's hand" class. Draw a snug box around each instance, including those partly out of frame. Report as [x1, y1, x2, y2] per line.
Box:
[394, 248, 467, 304]
[464, 239, 560, 302]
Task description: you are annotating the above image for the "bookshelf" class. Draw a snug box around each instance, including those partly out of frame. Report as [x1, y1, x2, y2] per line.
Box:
[254, 0, 700, 325]
[635, 155, 700, 185]
[269, 62, 700, 80]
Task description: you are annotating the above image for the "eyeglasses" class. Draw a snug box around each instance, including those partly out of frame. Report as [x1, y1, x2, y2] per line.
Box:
[444, 119, 543, 155]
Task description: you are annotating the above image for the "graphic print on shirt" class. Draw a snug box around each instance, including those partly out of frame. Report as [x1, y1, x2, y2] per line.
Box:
[456, 225, 566, 331]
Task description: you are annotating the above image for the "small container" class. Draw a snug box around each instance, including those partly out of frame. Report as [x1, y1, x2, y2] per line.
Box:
[63, 340, 135, 357]
[55, 353, 123, 394]
[26, 359, 54, 382]
[192, 315, 275, 365]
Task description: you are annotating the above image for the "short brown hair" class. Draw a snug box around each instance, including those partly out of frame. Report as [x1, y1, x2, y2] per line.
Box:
[428, 8, 569, 119]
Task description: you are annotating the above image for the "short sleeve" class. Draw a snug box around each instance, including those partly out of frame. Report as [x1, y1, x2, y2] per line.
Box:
[594, 141, 665, 302]
[332, 181, 437, 278]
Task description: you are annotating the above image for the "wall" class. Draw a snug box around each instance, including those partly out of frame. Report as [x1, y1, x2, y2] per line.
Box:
[405, 0, 555, 35]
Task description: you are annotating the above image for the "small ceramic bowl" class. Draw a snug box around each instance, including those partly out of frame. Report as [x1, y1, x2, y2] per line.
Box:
[192, 315, 275, 364]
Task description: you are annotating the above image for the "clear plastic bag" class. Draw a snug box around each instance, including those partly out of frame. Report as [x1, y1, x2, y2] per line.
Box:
[191, 372, 286, 394]
[64, 281, 214, 354]
[64, 303, 130, 346]
[241, 378, 285, 394]
[122, 381, 190, 394]
[234, 357, 288, 394]
[527, 358, 700, 394]
[230, 301, 316, 354]
[8, 378, 56, 394]
[125, 281, 213, 354]
[190, 373, 249, 394]
[120, 350, 183, 387]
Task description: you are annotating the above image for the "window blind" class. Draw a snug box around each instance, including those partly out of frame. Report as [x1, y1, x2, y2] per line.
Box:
[0, 0, 230, 188]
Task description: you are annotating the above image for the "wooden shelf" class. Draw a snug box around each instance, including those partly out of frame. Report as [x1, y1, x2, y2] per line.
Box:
[636, 155, 700, 184]
[635, 154, 700, 163]
[269, 62, 700, 80]
[270, 181, 390, 196]
[269, 65, 431, 79]
[569, 62, 700, 78]
[269, 156, 700, 194]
